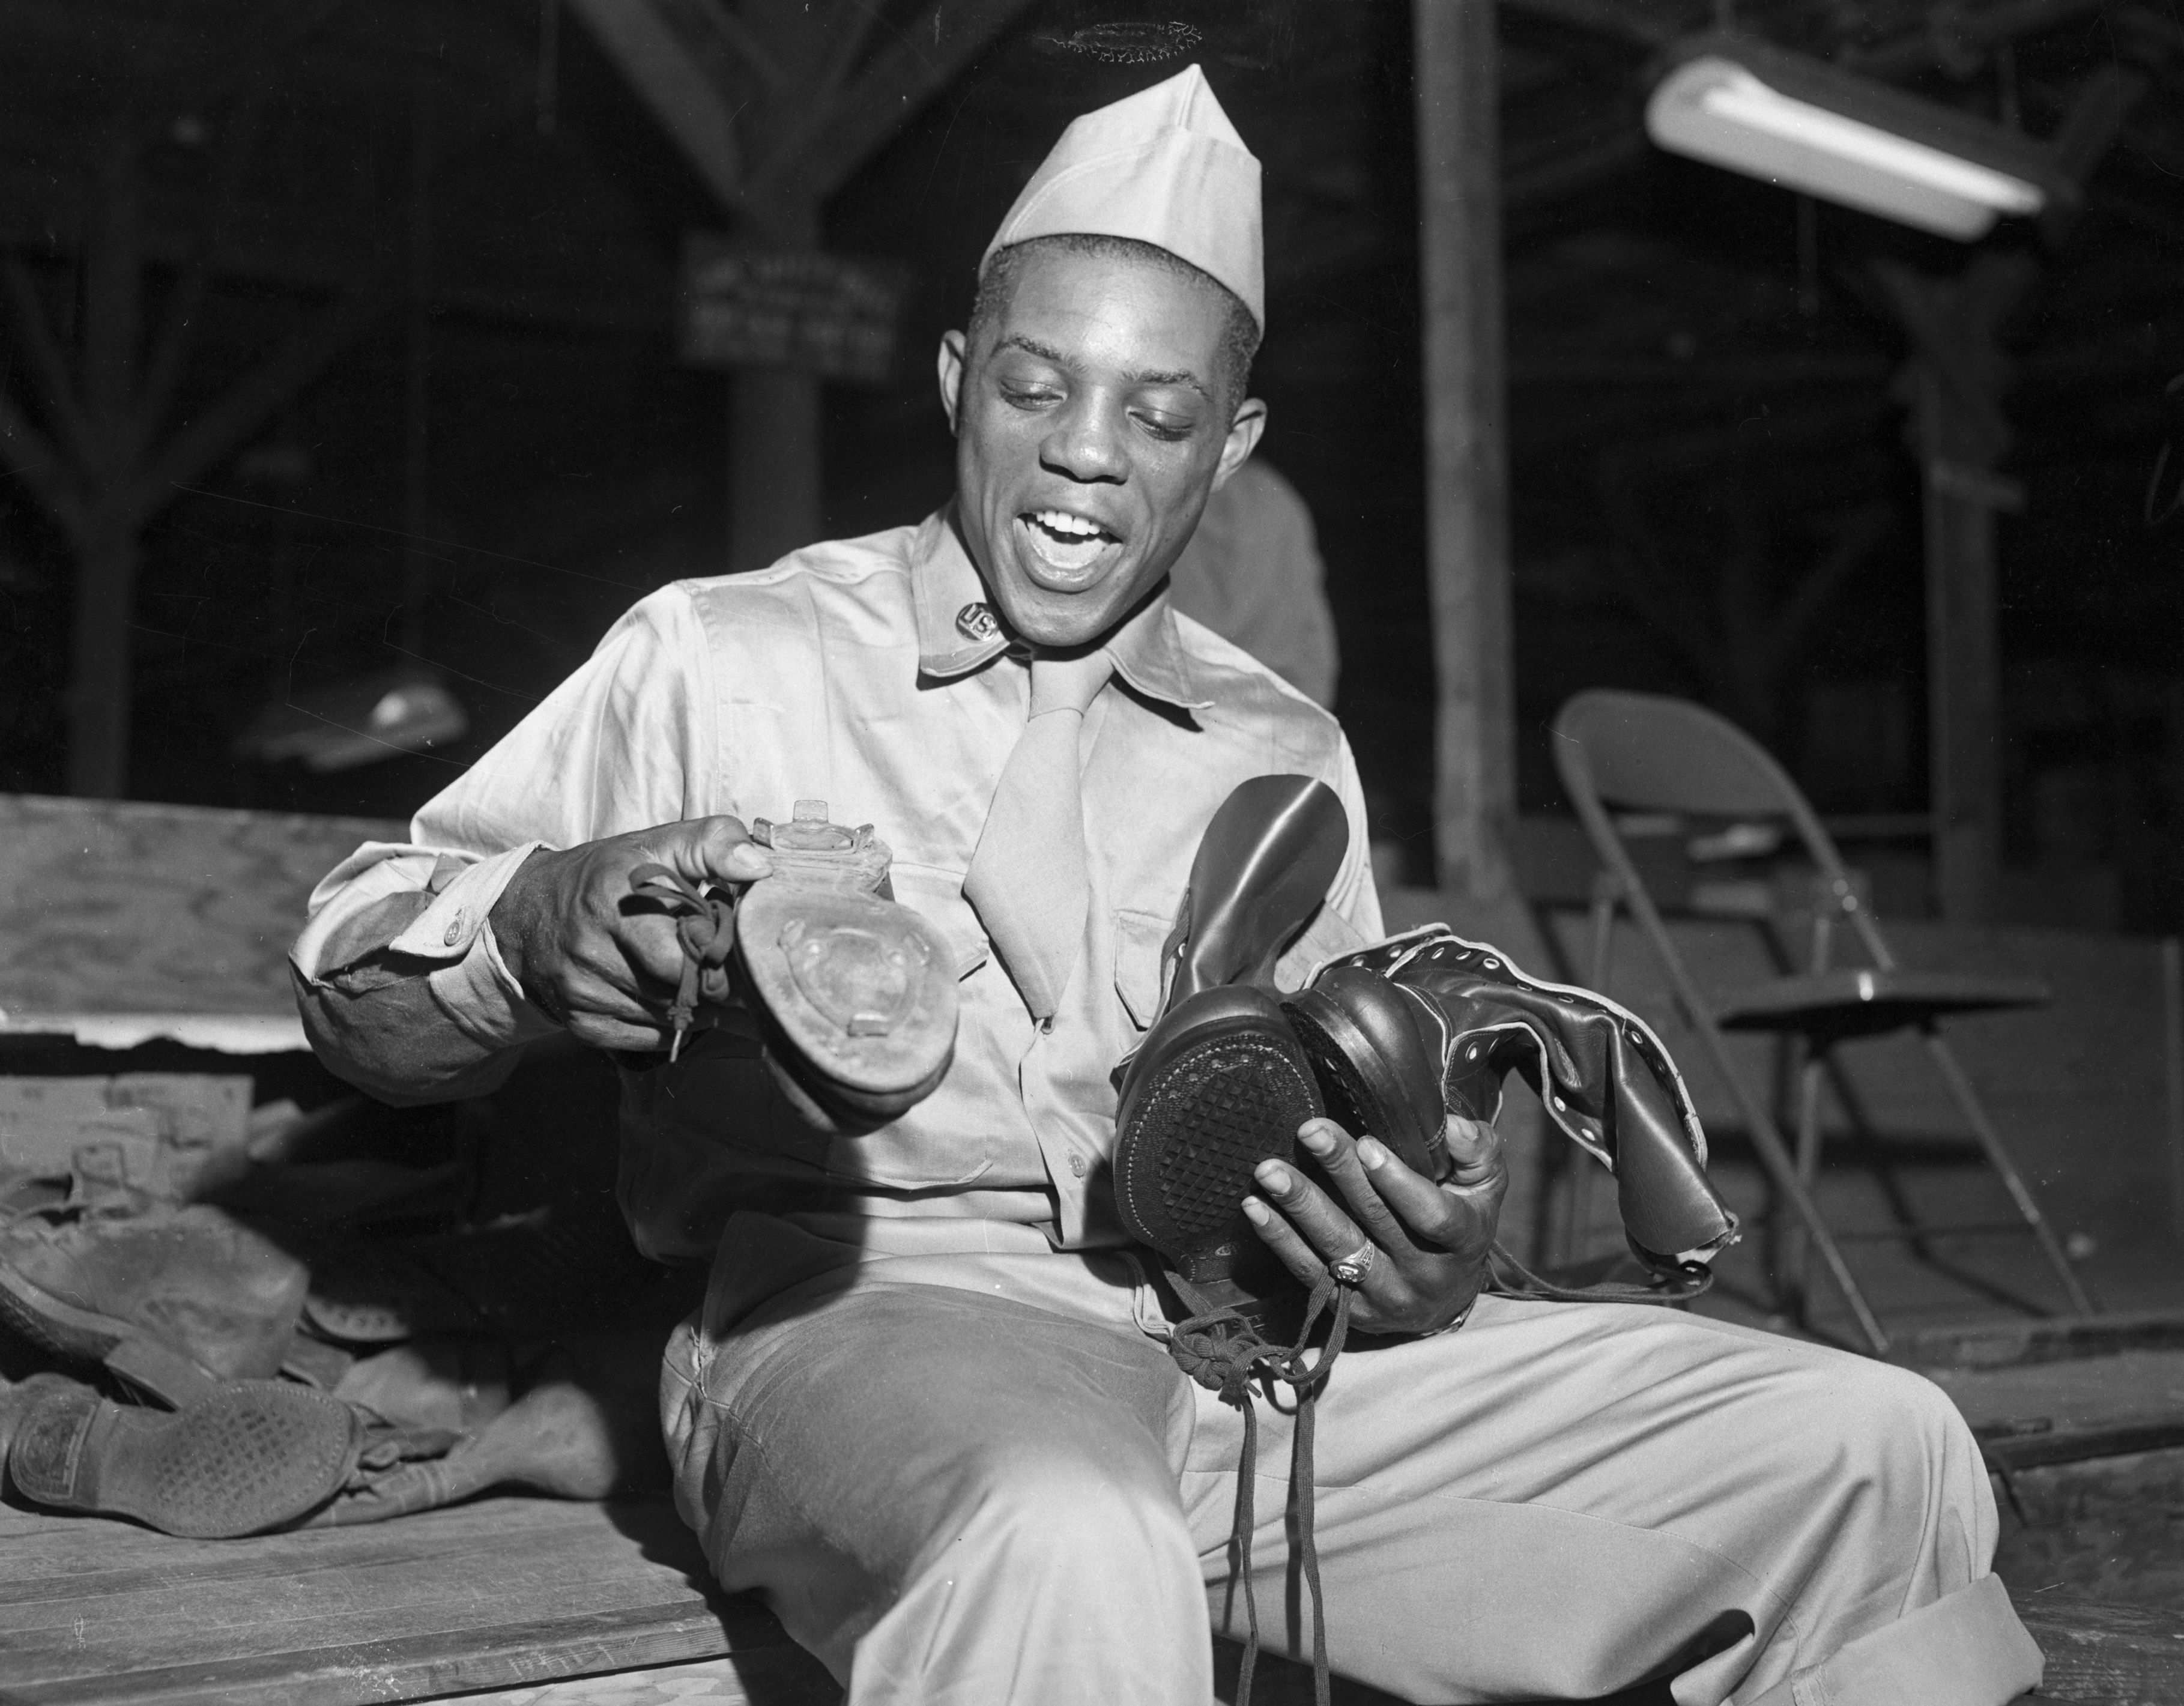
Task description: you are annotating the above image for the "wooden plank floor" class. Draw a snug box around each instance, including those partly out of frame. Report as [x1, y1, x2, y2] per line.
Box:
[0, 1495, 837, 1706]
[1930, 1347, 2184, 1468]
[3, 1487, 2171, 1705]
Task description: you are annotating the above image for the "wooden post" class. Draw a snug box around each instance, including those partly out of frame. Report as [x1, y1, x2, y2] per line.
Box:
[67, 129, 145, 799]
[728, 199, 823, 571]
[1877, 255, 2037, 924]
[11, 120, 396, 798]
[401, 85, 434, 651]
[1414, 0, 1516, 904]
[1414, 0, 1554, 1262]
[568, 0, 1036, 572]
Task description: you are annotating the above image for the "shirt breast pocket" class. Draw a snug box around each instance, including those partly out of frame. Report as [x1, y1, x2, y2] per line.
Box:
[1113, 908, 1176, 1031]
[887, 861, 990, 981]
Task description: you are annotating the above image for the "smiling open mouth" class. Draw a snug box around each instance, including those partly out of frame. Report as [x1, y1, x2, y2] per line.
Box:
[1017, 508, 1124, 581]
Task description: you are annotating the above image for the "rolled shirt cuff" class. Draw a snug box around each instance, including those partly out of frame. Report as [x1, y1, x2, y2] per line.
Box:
[428, 921, 561, 1054]
[292, 838, 545, 986]
[387, 842, 545, 963]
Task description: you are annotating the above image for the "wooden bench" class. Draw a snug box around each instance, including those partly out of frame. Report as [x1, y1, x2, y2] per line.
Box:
[0, 1495, 1424, 1705]
[3, 800, 2178, 1703]
[5, 1487, 2174, 1704]
[0, 1495, 833, 1706]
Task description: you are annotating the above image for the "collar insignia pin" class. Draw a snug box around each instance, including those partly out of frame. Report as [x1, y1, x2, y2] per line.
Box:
[955, 602, 999, 643]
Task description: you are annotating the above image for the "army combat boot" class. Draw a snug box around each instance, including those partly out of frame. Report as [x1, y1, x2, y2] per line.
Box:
[1286, 930, 1739, 1272]
[632, 800, 959, 1134]
[0, 1158, 310, 1407]
[1112, 775, 1349, 1325]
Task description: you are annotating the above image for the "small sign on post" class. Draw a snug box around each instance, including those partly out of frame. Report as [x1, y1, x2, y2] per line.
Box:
[677, 232, 909, 385]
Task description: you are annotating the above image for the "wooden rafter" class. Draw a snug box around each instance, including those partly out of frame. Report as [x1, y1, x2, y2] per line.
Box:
[812, 0, 886, 103]
[135, 103, 266, 446]
[134, 285, 396, 523]
[564, 0, 746, 211]
[0, 68, 535, 795]
[662, 0, 786, 92]
[0, 386, 86, 539]
[0, 258, 98, 477]
[748, 0, 1037, 204]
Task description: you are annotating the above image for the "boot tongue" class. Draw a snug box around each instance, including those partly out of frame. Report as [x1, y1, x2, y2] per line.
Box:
[1162, 775, 1349, 1012]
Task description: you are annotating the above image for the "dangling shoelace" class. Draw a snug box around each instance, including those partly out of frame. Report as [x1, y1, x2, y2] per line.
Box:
[1166, 1272, 1357, 1706]
[628, 865, 738, 1062]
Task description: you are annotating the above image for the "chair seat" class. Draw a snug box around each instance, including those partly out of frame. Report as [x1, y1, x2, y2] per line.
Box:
[1715, 969, 2050, 1041]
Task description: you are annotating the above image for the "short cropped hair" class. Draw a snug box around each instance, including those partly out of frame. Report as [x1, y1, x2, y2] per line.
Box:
[967, 233, 1260, 413]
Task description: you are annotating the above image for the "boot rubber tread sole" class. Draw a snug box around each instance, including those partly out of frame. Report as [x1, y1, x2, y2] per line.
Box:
[1115, 1026, 1322, 1265]
[11, 1381, 357, 1539]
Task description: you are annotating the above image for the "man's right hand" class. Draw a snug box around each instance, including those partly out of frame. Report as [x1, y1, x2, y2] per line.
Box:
[489, 817, 773, 1052]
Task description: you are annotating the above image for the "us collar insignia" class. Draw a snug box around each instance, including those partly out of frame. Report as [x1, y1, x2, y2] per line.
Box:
[955, 602, 1000, 643]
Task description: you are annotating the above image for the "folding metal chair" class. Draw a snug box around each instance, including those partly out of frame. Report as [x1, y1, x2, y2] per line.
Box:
[1552, 688, 2095, 1355]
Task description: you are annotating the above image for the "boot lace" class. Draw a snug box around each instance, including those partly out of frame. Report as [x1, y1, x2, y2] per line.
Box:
[1166, 1271, 1356, 1706]
[628, 865, 738, 1062]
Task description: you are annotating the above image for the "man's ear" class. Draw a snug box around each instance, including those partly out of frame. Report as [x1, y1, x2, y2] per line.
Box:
[1209, 397, 1268, 495]
[937, 331, 969, 435]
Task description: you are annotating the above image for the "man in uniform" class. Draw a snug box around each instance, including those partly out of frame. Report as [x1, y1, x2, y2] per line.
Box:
[294, 67, 2040, 1706]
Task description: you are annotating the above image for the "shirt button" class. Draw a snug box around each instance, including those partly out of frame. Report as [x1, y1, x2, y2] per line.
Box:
[443, 911, 466, 947]
[1068, 1154, 1087, 1178]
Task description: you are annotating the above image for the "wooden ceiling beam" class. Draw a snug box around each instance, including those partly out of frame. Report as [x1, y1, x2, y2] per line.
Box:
[748, 0, 1038, 206]
[133, 284, 398, 523]
[660, 0, 785, 91]
[0, 387, 84, 539]
[564, 0, 745, 213]
[0, 258, 98, 475]
[812, 0, 887, 104]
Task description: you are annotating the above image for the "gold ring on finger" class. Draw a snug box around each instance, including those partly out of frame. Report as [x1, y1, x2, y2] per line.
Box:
[1327, 1241, 1376, 1287]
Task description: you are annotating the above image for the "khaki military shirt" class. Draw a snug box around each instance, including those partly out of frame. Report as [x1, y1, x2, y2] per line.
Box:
[294, 510, 1379, 1262]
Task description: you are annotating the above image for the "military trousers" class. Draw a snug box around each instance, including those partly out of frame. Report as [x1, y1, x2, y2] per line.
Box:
[661, 1214, 2041, 1706]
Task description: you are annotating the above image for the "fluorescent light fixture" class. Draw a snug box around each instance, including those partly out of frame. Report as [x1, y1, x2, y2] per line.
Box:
[1647, 34, 2074, 241]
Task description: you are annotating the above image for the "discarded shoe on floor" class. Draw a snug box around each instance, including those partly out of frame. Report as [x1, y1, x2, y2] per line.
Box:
[2, 1370, 360, 1538]
[0, 1157, 311, 1408]
[634, 800, 959, 1133]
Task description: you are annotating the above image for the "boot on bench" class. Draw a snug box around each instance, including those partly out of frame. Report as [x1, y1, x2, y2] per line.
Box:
[0, 1154, 310, 1408]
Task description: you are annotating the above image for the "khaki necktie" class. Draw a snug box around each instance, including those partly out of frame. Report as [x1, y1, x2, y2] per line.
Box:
[963, 649, 1115, 1022]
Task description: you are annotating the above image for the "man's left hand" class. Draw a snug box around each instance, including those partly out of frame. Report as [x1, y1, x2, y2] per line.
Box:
[1243, 1115, 1506, 1335]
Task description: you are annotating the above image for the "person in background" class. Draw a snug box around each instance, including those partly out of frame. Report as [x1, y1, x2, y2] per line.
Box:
[1167, 455, 1339, 707]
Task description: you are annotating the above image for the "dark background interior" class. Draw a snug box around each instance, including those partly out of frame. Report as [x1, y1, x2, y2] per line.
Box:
[1, 0, 2178, 926]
